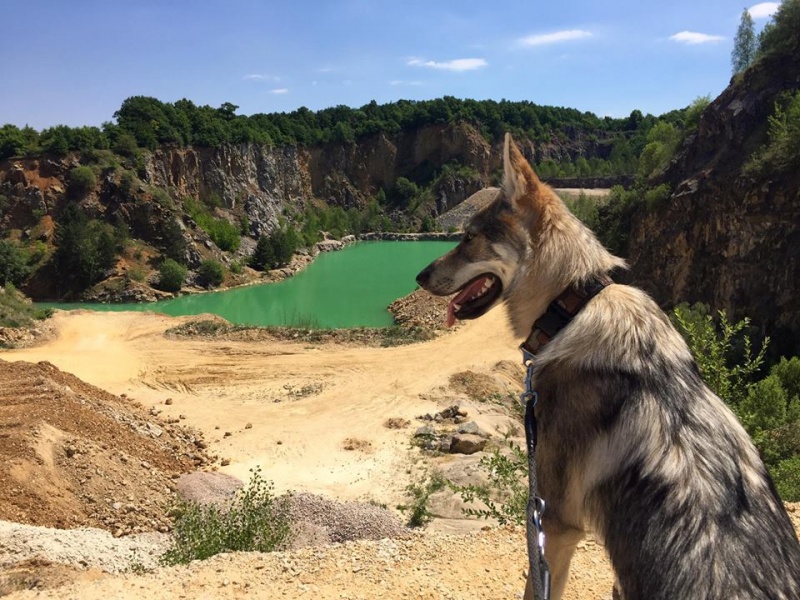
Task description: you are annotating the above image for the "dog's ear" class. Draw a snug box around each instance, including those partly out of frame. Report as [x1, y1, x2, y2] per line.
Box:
[503, 133, 548, 218]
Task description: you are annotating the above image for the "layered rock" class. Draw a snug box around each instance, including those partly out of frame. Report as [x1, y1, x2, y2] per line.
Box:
[628, 45, 800, 354]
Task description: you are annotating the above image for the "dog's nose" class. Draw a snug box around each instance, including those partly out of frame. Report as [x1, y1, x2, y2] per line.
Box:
[416, 265, 432, 288]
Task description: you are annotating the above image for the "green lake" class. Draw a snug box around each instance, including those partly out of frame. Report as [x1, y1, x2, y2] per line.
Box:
[43, 241, 455, 328]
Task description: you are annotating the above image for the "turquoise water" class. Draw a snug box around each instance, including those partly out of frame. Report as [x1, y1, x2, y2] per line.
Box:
[41, 241, 455, 328]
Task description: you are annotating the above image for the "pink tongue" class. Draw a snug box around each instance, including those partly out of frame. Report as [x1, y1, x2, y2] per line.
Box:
[445, 276, 488, 328]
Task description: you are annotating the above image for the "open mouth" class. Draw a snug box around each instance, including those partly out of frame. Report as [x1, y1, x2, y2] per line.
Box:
[446, 274, 503, 327]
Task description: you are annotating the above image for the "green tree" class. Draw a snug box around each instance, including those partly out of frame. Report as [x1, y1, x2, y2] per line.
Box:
[0, 240, 30, 286]
[197, 259, 224, 288]
[732, 9, 757, 74]
[157, 258, 187, 292]
[68, 166, 97, 196]
[52, 205, 118, 290]
[757, 0, 800, 57]
[250, 234, 276, 271]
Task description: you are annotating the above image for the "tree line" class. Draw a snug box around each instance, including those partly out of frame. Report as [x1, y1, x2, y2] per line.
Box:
[2, 95, 679, 164]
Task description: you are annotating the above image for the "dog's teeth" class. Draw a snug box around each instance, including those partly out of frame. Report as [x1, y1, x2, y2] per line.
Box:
[453, 303, 461, 311]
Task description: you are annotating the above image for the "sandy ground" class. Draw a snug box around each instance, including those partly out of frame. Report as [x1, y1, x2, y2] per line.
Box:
[4, 308, 800, 599]
[5, 308, 519, 507]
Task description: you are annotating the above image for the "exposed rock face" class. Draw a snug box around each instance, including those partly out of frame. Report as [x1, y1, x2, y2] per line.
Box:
[628, 46, 800, 354]
[144, 144, 311, 238]
[307, 123, 493, 208]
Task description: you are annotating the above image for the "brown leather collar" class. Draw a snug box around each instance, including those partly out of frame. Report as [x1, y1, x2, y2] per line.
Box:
[520, 274, 613, 356]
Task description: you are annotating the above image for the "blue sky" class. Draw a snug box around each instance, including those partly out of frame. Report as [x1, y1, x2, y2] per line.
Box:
[0, 0, 781, 130]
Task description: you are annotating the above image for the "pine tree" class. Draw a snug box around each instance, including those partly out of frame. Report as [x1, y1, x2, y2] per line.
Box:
[732, 9, 756, 74]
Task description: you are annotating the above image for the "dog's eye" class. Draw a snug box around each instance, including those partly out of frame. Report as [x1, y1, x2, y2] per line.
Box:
[464, 232, 475, 243]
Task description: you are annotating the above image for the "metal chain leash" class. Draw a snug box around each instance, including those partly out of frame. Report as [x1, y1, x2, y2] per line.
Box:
[521, 347, 551, 600]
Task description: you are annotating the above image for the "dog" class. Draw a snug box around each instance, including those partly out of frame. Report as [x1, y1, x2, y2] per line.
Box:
[416, 134, 800, 600]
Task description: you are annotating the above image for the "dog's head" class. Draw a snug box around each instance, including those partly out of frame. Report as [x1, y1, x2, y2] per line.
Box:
[416, 133, 557, 326]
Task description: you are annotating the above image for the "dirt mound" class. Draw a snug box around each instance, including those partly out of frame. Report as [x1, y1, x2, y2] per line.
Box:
[389, 288, 455, 331]
[0, 359, 208, 533]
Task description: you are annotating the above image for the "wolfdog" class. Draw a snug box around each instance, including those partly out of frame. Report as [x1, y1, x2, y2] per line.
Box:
[416, 134, 800, 600]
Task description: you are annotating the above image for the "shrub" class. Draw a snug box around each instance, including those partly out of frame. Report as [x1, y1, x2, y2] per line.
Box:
[450, 442, 528, 526]
[643, 183, 672, 212]
[119, 170, 137, 196]
[68, 166, 97, 196]
[398, 472, 446, 528]
[0, 284, 51, 330]
[773, 455, 800, 502]
[197, 259, 224, 288]
[0, 240, 30, 286]
[157, 258, 187, 292]
[251, 226, 299, 270]
[672, 304, 767, 406]
[161, 467, 291, 565]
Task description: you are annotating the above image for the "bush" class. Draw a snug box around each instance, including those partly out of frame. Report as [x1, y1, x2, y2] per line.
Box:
[183, 197, 240, 252]
[197, 259, 224, 288]
[68, 166, 97, 196]
[0, 240, 30, 286]
[161, 467, 291, 565]
[672, 304, 767, 406]
[250, 226, 299, 270]
[773, 455, 800, 502]
[398, 472, 446, 528]
[750, 91, 800, 173]
[157, 258, 187, 292]
[450, 442, 528, 526]
[0, 284, 51, 330]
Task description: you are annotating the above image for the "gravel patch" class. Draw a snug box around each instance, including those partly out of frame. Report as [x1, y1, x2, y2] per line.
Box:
[287, 493, 409, 543]
[0, 521, 169, 573]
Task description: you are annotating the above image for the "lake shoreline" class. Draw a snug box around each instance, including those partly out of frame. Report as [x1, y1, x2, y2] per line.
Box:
[38, 240, 458, 330]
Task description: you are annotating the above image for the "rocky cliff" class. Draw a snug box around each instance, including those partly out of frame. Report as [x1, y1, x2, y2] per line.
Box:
[628, 44, 800, 355]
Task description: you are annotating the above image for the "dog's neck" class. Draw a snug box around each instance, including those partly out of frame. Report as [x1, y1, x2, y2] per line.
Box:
[520, 274, 613, 355]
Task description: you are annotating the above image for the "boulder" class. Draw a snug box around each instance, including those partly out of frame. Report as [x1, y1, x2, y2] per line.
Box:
[450, 434, 487, 455]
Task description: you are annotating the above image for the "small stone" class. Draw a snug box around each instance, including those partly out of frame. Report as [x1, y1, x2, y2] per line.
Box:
[224, 431, 232, 438]
[165, 398, 173, 405]
[414, 426, 436, 438]
[221, 458, 231, 466]
[244, 423, 253, 429]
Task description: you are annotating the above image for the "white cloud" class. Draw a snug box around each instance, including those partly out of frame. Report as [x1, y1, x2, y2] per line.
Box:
[390, 80, 423, 86]
[519, 29, 592, 47]
[669, 31, 725, 45]
[748, 2, 779, 19]
[243, 74, 278, 82]
[269, 88, 289, 94]
[406, 57, 487, 72]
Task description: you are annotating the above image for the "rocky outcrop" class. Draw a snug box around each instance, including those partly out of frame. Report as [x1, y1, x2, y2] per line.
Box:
[628, 45, 800, 355]
[144, 144, 311, 238]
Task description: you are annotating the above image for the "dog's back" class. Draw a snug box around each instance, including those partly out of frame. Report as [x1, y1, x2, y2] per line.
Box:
[535, 284, 800, 599]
